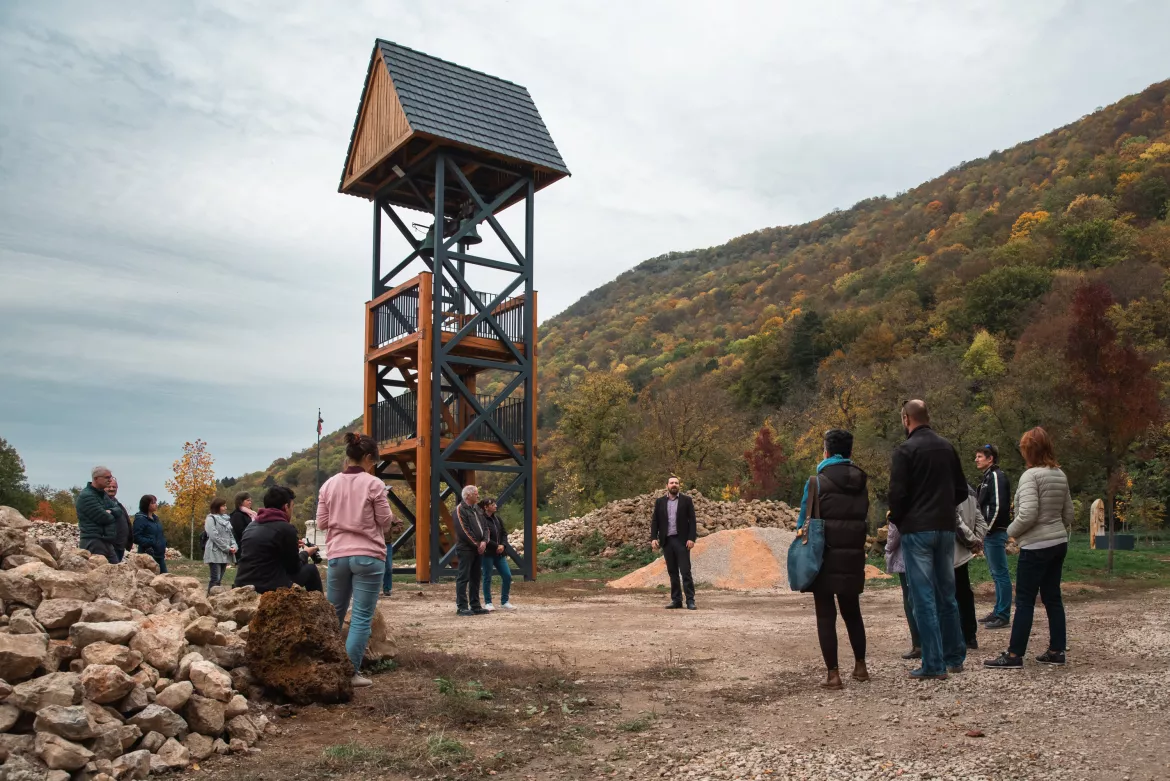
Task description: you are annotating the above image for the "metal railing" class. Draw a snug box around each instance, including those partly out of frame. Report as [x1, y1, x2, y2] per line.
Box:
[370, 277, 525, 351]
[370, 392, 526, 445]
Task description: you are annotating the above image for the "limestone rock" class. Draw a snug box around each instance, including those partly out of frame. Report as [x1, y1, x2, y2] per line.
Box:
[89, 725, 140, 760]
[217, 620, 238, 633]
[154, 680, 193, 711]
[34, 599, 87, 630]
[189, 660, 233, 702]
[118, 683, 150, 715]
[130, 663, 158, 689]
[184, 615, 221, 646]
[80, 600, 134, 624]
[183, 693, 224, 736]
[0, 506, 33, 531]
[129, 613, 186, 675]
[128, 704, 187, 738]
[176, 651, 202, 682]
[0, 526, 30, 556]
[35, 732, 94, 771]
[0, 554, 40, 570]
[224, 693, 249, 719]
[0, 702, 19, 731]
[125, 554, 160, 576]
[182, 589, 213, 617]
[154, 677, 172, 691]
[0, 569, 43, 608]
[33, 704, 98, 740]
[112, 749, 151, 780]
[0, 677, 12, 699]
[183, 731, 215, 761]
[84, 699, 125, 730]
[0, 755, 48, 781]
[138, 730, 166, 753]
[155, 737, 190, 769]
[149, 575, 200, 598]
[82, 664, 137, 705]
[31, 570, 95, 601]
[34, 537, 60, 560]
[44, 639, 79, 674]
[56, 553, 90, 574]
[210, 586, 260, 625]
[226, 714, 259, 745]
[229, 666, 255, 698]
[212, 737, 229, 755]
[81, 642, 143, 673]
[7, 608, 45, 636]
[247, 588, 354, 704]
[9, 672, 82, 711]
[69, 622, 138, 650]
[0, 733, 34, 761]
[0, 632, 48, 681]
[21, 540, 57, 569]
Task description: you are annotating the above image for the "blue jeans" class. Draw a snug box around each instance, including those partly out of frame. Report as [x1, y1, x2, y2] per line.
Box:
[482, 553, 512, 605]
[327, 555, 386, 672]
[983, 530, 1012, 621]
[382, 544, 394, 593]
[902, 531, 966, 675]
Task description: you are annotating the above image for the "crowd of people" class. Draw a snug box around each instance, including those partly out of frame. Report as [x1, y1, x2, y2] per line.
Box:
[783, 399, 1073, 686]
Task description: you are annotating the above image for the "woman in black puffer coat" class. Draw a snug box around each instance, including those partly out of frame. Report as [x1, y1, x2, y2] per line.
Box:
[796, 429, 870, 689]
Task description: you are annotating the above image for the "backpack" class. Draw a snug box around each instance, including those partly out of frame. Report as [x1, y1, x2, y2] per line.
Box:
[198, 530, 209, 552]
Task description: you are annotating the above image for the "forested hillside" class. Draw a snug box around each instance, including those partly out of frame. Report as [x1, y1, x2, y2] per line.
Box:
[535, 78, 1170, 528]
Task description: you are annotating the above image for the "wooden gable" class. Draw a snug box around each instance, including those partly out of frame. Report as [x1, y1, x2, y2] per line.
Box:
[342, 53, 414, 191]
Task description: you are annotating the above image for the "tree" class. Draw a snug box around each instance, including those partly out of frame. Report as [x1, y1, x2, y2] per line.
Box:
[164, 440, 217, 560]
[1065, 283, 1162, 572]
[964, 266, 1053, 337]
[636, 380, 747, 492]
[0, 437, 34, 516]
[554, 372, 633, 501]
[742, 422, 789, 500]
[961, 330, 1006, 381]
[33, 500, 55, 521]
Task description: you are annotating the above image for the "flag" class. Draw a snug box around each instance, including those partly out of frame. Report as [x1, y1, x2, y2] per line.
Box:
[317, 410, 323, 436]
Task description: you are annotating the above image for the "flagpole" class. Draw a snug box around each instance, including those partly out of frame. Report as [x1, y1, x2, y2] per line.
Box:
[316, 408, 322, 519]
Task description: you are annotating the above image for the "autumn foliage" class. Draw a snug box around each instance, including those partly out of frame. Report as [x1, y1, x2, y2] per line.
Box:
[164, 439, 216, 559]
[742, 423, 789, 500]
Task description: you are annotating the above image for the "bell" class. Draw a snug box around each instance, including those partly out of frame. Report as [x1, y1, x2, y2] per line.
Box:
[458, 218, 482, 246]
[419, 225, 436, 258]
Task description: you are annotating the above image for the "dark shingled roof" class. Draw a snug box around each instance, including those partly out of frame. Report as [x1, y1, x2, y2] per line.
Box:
[376, 39, 568, 175]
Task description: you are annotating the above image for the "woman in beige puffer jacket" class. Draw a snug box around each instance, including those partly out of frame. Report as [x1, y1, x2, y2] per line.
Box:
[984, 427, 1073, 670]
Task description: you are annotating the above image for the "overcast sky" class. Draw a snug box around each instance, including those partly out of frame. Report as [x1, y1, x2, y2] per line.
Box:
[2, 0, 1168, 502]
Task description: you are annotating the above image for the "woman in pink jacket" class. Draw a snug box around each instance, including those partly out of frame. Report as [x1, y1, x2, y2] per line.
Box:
[317, 432, 394, 687]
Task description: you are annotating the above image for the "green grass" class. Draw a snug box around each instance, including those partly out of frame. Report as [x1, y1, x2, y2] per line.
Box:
[616, 712, 657, 732]
[426, 735, 472, 766]
[322, 743, 392, 766]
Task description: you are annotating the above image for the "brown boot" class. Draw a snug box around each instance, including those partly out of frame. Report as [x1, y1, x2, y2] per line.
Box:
[821, 669, 843, 689]
[852, 660, 870, 682]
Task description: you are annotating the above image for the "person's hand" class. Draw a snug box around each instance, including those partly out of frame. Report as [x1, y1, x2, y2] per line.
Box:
[972, 540, 984, 555]
[497, 545, 505, 555]
[306, 546, 318, 556]
[686, 540, 695, 550]
[477, 541, 487, 555]
[651, 539, 659, 551]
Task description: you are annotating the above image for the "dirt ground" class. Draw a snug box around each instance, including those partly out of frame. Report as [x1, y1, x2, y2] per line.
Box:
[203, 579, 1170, 781]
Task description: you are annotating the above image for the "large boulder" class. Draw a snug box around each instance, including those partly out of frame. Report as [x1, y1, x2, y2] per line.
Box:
[0, 632, 48, 681]
[112, 749, 151, 780]
[188, 660, 233, 702]
[224, 694, 249, 719]
[80, 600, 134, 624]
[210, 586, 260, 624]
[154, 737, 190, 770]
[10, 672, 82, 712]
[81, 664, 137, 704]
[33, 704, 99, 741]
[128, 704, 187, 738]
[35, 732, 94, 771]
[183, 694, 224, 736]
[154, 680, 193, 711]
[125, 554, 161, 576]
[80, 642, 143, 673]
[226, 714, 260, 745]
[20, 540, 57, 568]
[69, 621, 138, 649]
[150, 575, 201, 598]
[0, 733, 34, 761]
[0, 506, 33, 530]
[129, 613, 186, 675]
[30, 570, 95, 601]
[0, 526, 29, 556]
[7, 608, 46, 636]
[0, 569, 43, 608]
[246, 588, 353, 705]
[34, 599, 87, 630]
[184, 615, 224, 646]
[183, 732, 215, 761]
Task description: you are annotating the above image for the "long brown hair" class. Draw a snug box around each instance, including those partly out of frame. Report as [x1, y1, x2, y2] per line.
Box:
[1019, 427, 1059, 469]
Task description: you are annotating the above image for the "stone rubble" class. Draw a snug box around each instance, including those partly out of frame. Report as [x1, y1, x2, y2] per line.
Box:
[0, 506, 276, 777]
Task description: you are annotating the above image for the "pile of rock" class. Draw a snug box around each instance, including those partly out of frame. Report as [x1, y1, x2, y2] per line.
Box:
[510, 490, 798, 553]
[0, 506, 272, 779]
[26, 522, 79, 553]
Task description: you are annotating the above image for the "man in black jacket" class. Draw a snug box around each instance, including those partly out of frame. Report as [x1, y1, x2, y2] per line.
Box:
[235, 486, 322, 594]
[650, 476, 697, 610]
[105, 476, 132, 563]
[454, 485, 489, 617]
[888, 400, 968, 680]
[976, 445, 1013, 629]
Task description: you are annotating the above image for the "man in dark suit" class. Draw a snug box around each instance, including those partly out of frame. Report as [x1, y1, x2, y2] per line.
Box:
[650, 476, 697, 610]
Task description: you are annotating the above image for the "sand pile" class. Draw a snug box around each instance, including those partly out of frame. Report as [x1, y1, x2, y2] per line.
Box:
[609, 527, 798, 591]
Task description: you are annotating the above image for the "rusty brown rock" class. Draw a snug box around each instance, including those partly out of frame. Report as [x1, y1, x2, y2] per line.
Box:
[246, 588, 353, 705]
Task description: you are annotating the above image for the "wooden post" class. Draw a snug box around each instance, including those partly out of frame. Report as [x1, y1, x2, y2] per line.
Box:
[415, 272, 433, 582]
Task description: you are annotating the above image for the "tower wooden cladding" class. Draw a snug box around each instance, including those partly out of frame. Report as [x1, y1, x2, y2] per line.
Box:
[339, 40, 568, 582]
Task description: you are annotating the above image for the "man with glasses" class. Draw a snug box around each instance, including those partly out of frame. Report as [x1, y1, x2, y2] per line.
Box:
[75, 465, 119, 562]
[976, 444, 1013, 629]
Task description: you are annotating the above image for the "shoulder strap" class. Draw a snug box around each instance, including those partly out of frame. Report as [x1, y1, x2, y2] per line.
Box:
[807, 475, 822, 520]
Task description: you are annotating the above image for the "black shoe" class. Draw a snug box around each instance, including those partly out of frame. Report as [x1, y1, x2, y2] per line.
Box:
[472, 607, 490, 615]
[686, 601, 696, 610]
[456, 609, 474, 617]
[382, 589, 392, 597]
[979, 612, 996, 623]
[983, 617, 1010, 630]
[665, 602, 683, 609]
[983, 652, 1023, 669]
[901, 647, 921, 660]
[966, 639, 979, 650]
[948, 664, 964, 674]
[1036, 650, 1066, 666]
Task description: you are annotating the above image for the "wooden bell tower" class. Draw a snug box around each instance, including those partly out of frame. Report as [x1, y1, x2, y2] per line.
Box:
[338, 40, 568, 582]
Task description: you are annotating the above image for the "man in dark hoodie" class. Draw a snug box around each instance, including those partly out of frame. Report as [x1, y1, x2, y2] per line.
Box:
[235, 486, 322, 594]
[976, 445, 1013, 629]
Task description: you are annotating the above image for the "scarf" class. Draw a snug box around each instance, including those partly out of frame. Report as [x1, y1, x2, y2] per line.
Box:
[255, 507, 289, 524]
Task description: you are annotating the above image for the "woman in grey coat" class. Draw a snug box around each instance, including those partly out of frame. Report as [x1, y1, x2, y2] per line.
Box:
[984, 427, 1073, 670]
[204, 497, 237, 593]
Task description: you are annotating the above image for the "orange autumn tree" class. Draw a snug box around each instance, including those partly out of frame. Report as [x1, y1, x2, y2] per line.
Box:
[33, 500, 55, 522]
[165, 439, 216, 559]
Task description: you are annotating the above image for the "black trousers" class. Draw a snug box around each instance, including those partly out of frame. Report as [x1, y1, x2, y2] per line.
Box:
[295, 561, 323, 593]
[1009, 543, 1067, 657]
[813, 590, 866, 670]
[82, 539, 117, 563]
[954, 562, 978, 645]
[455, 549, 483, 610]
[662, 536, 695, 604]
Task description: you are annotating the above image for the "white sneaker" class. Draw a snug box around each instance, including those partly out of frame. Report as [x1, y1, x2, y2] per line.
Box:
[351, 674, 373, 687]
[501, 602, 517, 610]
[483, 603, 495, 612]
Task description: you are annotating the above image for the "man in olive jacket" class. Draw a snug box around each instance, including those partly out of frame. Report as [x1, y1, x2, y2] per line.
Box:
[75, 465, 119, 561]
[650, 476, 698, 610]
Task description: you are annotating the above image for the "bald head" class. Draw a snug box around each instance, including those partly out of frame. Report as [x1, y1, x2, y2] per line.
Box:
[902, 399, 930, 433]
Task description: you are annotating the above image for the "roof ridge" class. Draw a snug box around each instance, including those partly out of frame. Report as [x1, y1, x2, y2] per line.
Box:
[375, 38, 528, 91]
